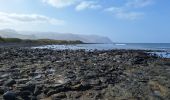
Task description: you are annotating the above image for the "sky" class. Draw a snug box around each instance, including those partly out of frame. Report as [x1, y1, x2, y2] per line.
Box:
[0, 0, 169, 43]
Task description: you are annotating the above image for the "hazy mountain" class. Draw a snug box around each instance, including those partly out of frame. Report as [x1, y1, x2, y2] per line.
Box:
[0, 29, 36, 39]
[0, 29, 112, 43]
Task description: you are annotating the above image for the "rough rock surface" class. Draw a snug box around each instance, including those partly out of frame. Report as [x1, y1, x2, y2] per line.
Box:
[0, 48, 170, 100]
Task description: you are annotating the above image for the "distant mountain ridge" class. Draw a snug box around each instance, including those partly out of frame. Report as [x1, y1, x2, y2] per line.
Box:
[0, 29, 112, 43]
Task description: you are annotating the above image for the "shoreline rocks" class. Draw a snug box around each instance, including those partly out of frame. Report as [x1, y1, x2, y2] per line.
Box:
[0, 48, 170, 100]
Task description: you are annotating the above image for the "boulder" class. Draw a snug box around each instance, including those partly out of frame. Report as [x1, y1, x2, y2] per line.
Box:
[3, 91, 16, 100]
[4, 79, 16, 87]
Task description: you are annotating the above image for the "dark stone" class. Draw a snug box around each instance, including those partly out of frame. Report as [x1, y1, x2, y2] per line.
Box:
[99, 77, 107, 83]
[0, 86, 8, 94]
[47, 90, 57, 97]
[132, 57, 145, 65]
[43, 88, 50, 95]
[20, 82, 36, 93]
[70, 84, 82, 90]
[20, 90, 32, 100]
[31, 96, 37, 100]
[71, 81, 92, 91]
[3, 91, 16, 100]
[51, 92, 67, 100]
[46, 86, 70, 96]
[0, 48, 170, 100]
[19, 90, 32, 97]
[4, 79, 16, 87]
[89, 79, 100, 85]
[34, 85, 43, 96]
[10, 65, 17, 69]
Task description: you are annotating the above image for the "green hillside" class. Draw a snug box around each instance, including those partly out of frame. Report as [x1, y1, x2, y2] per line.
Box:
[0, 36, 83, 44]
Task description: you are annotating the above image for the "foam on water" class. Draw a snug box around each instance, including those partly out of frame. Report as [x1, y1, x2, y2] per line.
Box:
[32, 43, 170, 58]
[115, 43, 127, 46]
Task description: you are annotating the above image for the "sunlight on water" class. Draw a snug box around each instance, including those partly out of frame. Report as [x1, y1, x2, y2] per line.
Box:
[32, 43, 170, 58]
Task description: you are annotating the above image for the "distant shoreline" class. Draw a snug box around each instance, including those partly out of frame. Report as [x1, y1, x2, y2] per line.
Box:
[0, 37, 84, 47]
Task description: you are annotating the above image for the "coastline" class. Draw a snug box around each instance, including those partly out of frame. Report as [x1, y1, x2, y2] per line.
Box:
[0, 47, 170, 100]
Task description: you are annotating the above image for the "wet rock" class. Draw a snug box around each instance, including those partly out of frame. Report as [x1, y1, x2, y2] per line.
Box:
[29, 96, 37, 100]
[17, 78, 29, 84]
[89, 79, 101, 86]
[47, 90, 57, 96]
[99, 77, 107, 83]
[45, 85, 69, 96]
[0, 48, 170, 100]
[0, 74, 9, 79]
[0, 88, 4, 94]
[34, 85, 43, 96]
[3, 91, 16, 100]
[0, 86, 9, 95]
[70, 83, 82, 90]
[4, 79, 16, 87]
[51, 92, 67, 100]
[19, 90, 32, 100]
[86, 71, 98, 79]
[20, 82, 36, 93]
[10, 65, 17, 69]
[70, 80, 92, 91]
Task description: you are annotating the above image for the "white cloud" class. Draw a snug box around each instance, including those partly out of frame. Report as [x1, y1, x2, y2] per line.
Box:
[42, 0, 101, 11]
[104, 7, 123, 13]
[105, 7, 144, 20]
[104, 0, 154, 20]
[126, 0, 153, 8]
[43, 0, 79, 8]
[41, 0, 153, 20]
[115, 11, 144, 20]
[0, 12, 65, 25]
[75, 1, 101, 11]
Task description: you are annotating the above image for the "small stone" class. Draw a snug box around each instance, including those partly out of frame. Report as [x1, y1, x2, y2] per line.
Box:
[71, 84, 82, 90]
[51, 92, 67, 100]
[99, 77, 107, 83]
[47, 90, 57, 96]
[0, 74, 9, 78]
[89, 79, 100, 85]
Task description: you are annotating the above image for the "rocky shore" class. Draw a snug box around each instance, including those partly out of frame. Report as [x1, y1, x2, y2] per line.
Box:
[0, 48, 170, 100]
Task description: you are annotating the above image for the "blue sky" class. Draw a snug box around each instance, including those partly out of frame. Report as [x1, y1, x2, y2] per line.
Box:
[0, 0, 169, 43]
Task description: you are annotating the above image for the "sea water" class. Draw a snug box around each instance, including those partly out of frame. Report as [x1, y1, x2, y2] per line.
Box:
[33, 43, 170, 58]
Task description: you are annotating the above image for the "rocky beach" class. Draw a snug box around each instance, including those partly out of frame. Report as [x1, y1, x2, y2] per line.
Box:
[0, 47, 170, 100]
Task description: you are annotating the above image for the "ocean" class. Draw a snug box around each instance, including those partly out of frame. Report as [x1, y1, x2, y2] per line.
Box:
[33, 43, 170, 51]
[33, 43, 170, 58]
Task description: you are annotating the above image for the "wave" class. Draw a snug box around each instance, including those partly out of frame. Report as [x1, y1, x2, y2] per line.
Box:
[115, 43, 127, 46]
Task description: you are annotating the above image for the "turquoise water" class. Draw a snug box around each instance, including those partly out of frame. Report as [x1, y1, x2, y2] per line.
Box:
[33, 43, 170, 58]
